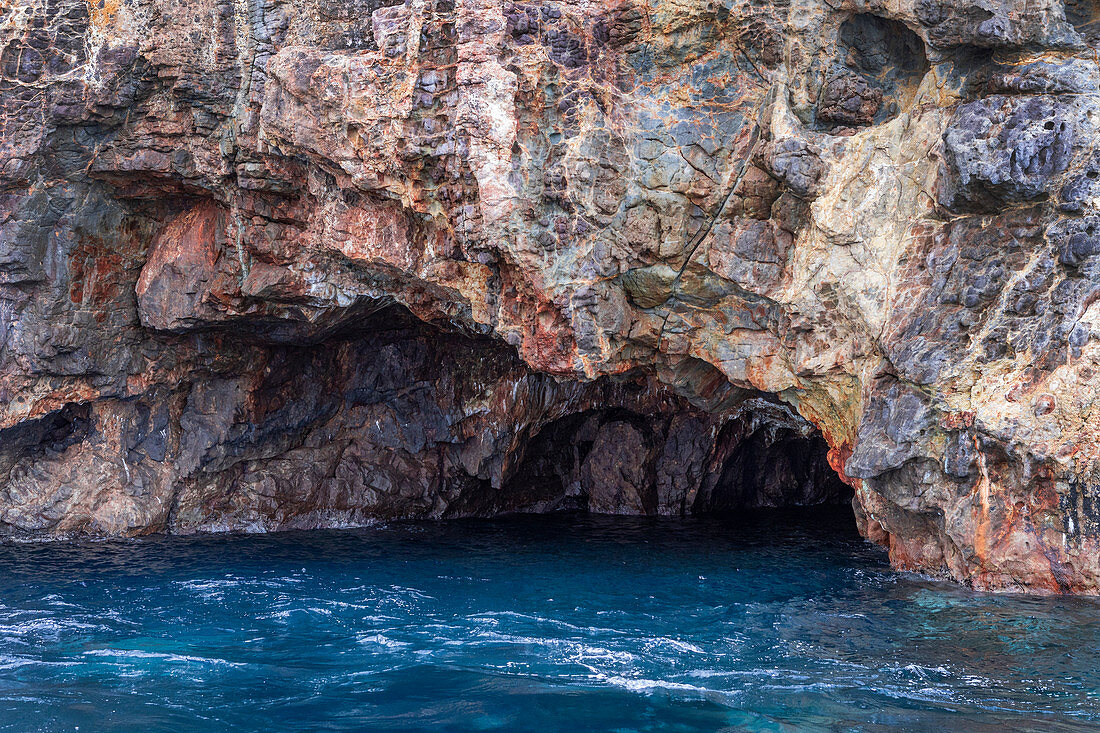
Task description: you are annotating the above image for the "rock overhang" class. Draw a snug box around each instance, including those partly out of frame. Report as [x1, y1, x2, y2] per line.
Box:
[0, 0, 1099, 592]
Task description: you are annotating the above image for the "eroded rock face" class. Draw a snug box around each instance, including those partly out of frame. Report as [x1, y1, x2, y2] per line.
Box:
[2, 0, 1100, 591]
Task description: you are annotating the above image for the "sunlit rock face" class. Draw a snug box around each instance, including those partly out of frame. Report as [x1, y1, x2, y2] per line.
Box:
[2, 0, 1100, 591]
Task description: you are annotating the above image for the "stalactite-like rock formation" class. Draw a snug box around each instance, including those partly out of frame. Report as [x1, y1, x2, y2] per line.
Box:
[2, 0, 1100, 591]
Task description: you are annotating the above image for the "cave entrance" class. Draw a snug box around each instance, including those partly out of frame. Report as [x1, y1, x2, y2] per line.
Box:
[498, 406, 854, 519]
[816, 14, 929, 129]
[692, 419, 853, 514]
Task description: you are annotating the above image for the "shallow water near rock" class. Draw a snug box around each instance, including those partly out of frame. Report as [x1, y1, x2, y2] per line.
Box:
[0, 508, 1098, 731]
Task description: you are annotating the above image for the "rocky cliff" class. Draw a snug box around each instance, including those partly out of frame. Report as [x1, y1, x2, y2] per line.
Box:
[2, 0, 1100, 591]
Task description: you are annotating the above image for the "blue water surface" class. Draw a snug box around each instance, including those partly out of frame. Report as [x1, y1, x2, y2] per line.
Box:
[0, 508, 1098, 732]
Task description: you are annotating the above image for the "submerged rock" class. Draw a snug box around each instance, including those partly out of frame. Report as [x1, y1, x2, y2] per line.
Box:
[1, 0, 1100, 592]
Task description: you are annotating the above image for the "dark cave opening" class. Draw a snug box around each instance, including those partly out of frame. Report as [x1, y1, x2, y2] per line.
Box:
[692, 419, 854, 514]
[498, 406, 854, 518]
[817, 14, 929, 128]
[0, 297, 854, 536]
[197, 304, 856, 524]
[201, 305, 854, 523]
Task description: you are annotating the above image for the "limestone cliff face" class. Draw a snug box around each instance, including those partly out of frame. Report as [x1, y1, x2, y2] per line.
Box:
[2, 0, 1100, 591]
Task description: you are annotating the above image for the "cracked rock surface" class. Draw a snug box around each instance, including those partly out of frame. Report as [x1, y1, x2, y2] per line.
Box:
[2, 0, 1100, 591]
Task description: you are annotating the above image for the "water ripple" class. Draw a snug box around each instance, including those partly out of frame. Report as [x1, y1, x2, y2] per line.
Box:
[0, 509, 1095, 732]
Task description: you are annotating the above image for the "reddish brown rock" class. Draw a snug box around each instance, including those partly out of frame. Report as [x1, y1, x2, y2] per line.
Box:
[1, 0, 1100, 595]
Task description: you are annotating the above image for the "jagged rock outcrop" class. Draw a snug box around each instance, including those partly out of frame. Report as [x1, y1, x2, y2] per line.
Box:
[2, 0, 1100, 592]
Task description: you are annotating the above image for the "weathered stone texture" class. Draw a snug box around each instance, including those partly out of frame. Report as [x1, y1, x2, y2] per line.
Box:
[2, 0, 1100, 592]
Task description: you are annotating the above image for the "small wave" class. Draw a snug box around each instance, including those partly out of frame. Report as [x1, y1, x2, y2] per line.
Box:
[479, 632, 638, 664]
[897, 662, 952, 679]
[596, 672, 740, 705]
[257, 606, 334, 620]
[82, 649, 244, 667]
[316, 599, 377, 611]
[647, 637, 706, 655]
[357, 633, 411, 650]
[0, 618, 108, 637]
[174, 577, 294, 596]
[0, 654, 78, 670]
[570, 644, 637, 666]
[385, 586, 435, 601]
[758, 681, 849, 693]
[601, 675, 712, 693]
[467, 611, 628, 637]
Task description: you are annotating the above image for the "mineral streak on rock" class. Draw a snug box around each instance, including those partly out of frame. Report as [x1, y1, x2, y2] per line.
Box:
[1, 0, 1100, 592]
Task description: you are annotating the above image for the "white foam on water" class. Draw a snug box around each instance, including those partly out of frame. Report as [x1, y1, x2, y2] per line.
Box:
[570, 644, 637, 666]
[82, 649, 245, 667]
[897, 662, 952, 678]
[467, 611, 629, 638]
[594, 672, 742, 706]
[356, 633, 411, 650]
[386, 586, 435, 601]
[0, 654, 78, 670]
[257, 605, 334, 620]
[601, 675, 711, 693]
[0, 618, 107, 636]
[318, 599, 376, 611]
[648, 637, 706, 655]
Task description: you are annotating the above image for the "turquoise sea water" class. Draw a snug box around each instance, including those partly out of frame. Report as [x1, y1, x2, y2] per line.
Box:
[0, 509, 1098, 732]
